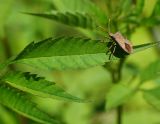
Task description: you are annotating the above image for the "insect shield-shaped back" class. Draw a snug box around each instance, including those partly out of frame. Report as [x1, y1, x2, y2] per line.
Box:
[107, 32, 133, 58]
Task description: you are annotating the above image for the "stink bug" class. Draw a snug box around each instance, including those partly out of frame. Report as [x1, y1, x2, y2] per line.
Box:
[107, 32, 133, 59]
[98, 21, 133, 59]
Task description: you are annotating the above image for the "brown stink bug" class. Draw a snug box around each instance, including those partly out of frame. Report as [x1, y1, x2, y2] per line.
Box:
[98, 22, 133, 59]
[107, 32, 133, 59]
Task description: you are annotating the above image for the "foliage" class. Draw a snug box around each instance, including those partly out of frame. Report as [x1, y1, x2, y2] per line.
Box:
[1, 0, 160, 124]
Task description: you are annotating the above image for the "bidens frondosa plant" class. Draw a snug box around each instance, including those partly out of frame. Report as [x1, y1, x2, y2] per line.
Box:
[1, 0, 160, 124]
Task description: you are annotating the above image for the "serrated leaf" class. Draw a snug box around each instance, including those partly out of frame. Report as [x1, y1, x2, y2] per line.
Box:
[1, 37, 159, 71]
[140, 60, 160, 82]
[106, 84, 135, 110]
[23, 12, 96, 29]
[11, 37, 109, 70]
[133, 41, 160, 53]
[0, 84, 60, 124]
[143, 87, 160, 110]
[52, 0, 107, 24]
[2, 71, 86, 102]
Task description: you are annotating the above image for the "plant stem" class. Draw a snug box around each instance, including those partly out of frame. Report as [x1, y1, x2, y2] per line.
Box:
[117, 105, 123, 124]
[115, 58, 125, 124]
[105, 58, 125, 124]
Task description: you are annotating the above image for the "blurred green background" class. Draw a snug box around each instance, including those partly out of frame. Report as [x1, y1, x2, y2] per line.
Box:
[0, 0, 160, 124]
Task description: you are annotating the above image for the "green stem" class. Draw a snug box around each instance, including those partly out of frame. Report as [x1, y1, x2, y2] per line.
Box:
[117, 105, 123, 124]
[116, 58, 125, 124]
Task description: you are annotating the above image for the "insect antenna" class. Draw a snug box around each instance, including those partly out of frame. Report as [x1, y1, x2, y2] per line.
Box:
[108, 18, 111, 34]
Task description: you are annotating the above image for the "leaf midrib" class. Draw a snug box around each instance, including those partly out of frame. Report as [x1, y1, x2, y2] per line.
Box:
[13, 53, 107, 61]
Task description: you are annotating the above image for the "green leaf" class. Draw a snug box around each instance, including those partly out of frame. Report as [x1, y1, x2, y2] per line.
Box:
[143, 87, 160, 110]
[23, 12, 96, 29]
[1, 37, 159, 71]
[0, 84, 60, 124]
[11, 37, 109, 70]
[52, 0, 107, 24]
[133, 41, 160, 53]
[140, 59, 160, 82]
[2, 71, 86, 102]
[106, 84, 135, 110]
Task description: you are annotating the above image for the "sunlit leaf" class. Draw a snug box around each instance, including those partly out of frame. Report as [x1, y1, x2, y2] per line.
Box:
[0, 84, 60, 124]
[2, 71, 86, 102]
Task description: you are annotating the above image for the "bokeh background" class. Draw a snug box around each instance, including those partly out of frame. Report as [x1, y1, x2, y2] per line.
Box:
[0, 0, 160, 124]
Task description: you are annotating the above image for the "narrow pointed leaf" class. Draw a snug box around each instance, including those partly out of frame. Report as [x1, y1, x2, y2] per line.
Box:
[143, 87, 160, 110]
[106, 84, 135, 110]
[133, 41, 160, 53]
[2, 71, 85, 102]
[140, 59, 160, 82]
[23, 12, 96, 29]
[0, 84, 60, 124]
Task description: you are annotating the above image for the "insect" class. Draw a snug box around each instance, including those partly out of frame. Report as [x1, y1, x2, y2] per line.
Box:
[98, 21, 133, 59]
[107, 32, 133, 59]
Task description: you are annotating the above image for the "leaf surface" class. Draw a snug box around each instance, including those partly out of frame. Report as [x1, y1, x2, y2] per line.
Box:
[23, 12, 96, 29]
[12, 37, 108, 70]
[1, 38, 159, 71]
[2, 71, 85, 102]
[52, 0, 107, 24]
[0, 84, 60, 124]
[133, 41, 160, 53]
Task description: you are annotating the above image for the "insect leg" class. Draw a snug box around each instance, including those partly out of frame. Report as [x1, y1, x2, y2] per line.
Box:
[109, 52, 112, 60]
[112, 45, 116, 55]
[109, 44, 117, 60]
